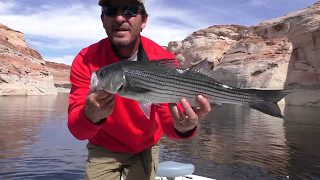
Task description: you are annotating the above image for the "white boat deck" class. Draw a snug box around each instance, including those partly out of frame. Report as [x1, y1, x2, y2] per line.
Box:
[156, 175, 215, 180]
[155, 161, 215, 180]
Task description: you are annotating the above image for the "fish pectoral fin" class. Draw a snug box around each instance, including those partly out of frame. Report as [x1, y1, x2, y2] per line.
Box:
[138, 101, 152, 119]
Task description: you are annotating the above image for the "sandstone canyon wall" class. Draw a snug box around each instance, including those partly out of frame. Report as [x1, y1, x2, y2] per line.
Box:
[45, 61, 71, 93]
[168, 2, 320, 106]
[1, 2, 319, 106]
[0, 24, 57, 96]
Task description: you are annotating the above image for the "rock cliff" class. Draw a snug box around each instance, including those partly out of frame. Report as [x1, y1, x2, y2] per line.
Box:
[1, 2, 319, 105]
[168, 2, 320, 106]
[45, 61, 71, 93]
[0, 24, 57, 95]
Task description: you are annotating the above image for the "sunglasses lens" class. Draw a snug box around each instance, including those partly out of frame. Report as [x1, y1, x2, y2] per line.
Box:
[102, 5, 141, 17]
[102, 6, 118, 16]
[122, 5, 139, 16]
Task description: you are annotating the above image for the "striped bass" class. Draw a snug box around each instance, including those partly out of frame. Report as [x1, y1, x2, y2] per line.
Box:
[90, 59, 290, 119]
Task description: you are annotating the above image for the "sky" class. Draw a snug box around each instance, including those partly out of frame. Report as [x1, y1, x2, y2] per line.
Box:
[0, 0, 318, 65]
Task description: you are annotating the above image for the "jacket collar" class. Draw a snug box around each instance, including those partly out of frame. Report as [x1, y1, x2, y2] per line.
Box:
[137, 42, 149, 62]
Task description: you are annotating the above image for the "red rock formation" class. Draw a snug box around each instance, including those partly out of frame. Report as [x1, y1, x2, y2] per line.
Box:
[168, 2, 320, 106]
[45, 61, 71, 91]
[0, 24, 42, 59]
[167, 25, 249, 69]
[0, 24, 56, 95]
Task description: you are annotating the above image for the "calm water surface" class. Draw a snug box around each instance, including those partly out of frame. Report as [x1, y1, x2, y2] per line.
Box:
[0, 93, 319, 180]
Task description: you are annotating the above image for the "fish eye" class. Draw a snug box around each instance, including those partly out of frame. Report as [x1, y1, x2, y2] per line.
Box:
[99, 70, 105, 77]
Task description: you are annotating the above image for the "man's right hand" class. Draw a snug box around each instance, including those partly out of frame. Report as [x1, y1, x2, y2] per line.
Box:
[84, 90, 115, 124]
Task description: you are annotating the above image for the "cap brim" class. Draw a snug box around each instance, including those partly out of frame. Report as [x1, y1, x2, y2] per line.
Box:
[99, 0, 144, 6]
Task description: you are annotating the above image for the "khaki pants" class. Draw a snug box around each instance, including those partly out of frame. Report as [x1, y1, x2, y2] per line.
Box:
[85, 142, 159, 180]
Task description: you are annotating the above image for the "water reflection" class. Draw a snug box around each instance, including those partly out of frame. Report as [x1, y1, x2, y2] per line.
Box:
[0, 94, 87, 179]
[160, 105, 320, 180]
[283, 106, 320, 179]
[0, 94, 319, 180]
[0, 96, 50, 160]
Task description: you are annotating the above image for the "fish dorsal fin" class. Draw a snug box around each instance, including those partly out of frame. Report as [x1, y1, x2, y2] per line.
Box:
[188, 59, 215, 78]
[152, 59, 178, 68]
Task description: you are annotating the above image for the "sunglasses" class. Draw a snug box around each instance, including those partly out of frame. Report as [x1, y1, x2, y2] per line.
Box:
[102, 4, 144, 17]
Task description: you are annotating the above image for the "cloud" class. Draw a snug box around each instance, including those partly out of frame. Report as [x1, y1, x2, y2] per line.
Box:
[0, 0, 317, 66]
[247, 0, 269, 7]
[44, 55, 75, 66]
[0, 2, 105, 42]
[142, 1, 213, 46]
[26, 35, 90, 51]
[0, 0, 209, 50]
[0, 1, 106, 65]
[0, 1, 14, 14]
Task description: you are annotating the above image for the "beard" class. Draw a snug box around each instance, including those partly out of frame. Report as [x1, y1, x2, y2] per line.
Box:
[108, 23, 139, 47]
[110, 37, 132, 47]
[109, 32, 141, 48]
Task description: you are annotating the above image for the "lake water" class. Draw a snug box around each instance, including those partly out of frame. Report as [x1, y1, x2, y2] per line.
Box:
[0, 93, 319, 180]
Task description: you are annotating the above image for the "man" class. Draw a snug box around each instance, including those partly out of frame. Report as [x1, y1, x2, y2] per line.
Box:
[68, 0, 211, 179]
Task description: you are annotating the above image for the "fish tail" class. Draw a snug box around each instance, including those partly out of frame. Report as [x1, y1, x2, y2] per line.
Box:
[255, 89, 291, 103]
[249, 89, 291, 118]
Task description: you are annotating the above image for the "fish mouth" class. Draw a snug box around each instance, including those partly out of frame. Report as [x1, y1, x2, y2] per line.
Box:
[90, 72, 99, 91]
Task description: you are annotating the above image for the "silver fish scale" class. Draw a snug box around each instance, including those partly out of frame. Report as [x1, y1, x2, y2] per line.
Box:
[121, 63, 255, 105]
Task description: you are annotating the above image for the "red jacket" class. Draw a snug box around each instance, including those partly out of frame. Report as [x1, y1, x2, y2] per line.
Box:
[68, 36, 196, 153]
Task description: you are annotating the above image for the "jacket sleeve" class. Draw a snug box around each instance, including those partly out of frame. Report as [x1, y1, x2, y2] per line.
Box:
[67, 51, 103, 140]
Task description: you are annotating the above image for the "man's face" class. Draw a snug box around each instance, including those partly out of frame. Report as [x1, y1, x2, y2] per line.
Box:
[101, 0, 147, 47]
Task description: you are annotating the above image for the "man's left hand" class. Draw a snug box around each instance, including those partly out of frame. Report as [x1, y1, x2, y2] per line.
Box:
[169, 95, 211, 134]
